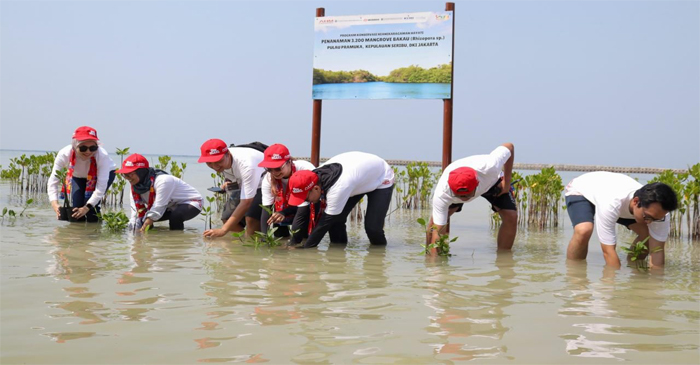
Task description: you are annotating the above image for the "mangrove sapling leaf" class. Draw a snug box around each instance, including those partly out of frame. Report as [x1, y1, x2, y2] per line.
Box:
[200, 196, 216, 230]
[620, 236, 661, 271]
[19, 198, 34, 217]
[417, 217, 454, 257]
[98, 211, 130, 232]
[231, 231, 245, 243]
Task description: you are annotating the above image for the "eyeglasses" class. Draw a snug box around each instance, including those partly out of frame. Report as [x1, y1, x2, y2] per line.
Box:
[78, 145, 98, 152]
[642, 211, 666, 223]
[265, 161, 288, 173]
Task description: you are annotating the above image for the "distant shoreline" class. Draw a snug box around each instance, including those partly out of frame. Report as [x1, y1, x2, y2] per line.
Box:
[0, 149, 687, 174]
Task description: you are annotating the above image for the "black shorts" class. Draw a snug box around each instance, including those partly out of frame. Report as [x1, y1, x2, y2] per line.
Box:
[222, 188, 263, 226]
[449, 178, 517, 213]
[565, 195, 635, 228]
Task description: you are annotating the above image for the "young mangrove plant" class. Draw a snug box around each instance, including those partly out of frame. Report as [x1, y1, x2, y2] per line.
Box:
[200, 196, 216, 230]
[620, 236, 662, 272]
[98, 211, 130, 232]
[417, 217, 454, 257]
[1, 207, 16, 220]
[510, 167, 563, 230]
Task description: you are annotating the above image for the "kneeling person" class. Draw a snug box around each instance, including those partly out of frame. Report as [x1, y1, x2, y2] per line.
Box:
[118, 154, 203, 231]
[428, 143, 516, 255]
[287, 151, 395, 248]
[565, 171, 678, 268]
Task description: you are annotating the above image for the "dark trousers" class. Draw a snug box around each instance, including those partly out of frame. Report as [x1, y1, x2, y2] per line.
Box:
[71, 170, 116, 222]
[157, 204, 201, 230]
[330, 185, 394, 245]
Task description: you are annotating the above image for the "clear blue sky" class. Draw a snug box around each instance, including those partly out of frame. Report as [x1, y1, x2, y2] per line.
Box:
[1, 0, 698, 169]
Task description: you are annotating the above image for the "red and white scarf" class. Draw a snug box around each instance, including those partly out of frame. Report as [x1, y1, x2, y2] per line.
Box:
[273, 162, 297, 213]
[132, 175, 156, 218]
[61, 149, 97, 200]
[308, 195, 326, 234]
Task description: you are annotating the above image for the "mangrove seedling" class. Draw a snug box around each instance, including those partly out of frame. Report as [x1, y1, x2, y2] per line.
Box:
[200, 196, 216, 230]
[417, 217, 455, 257]
[1, 207, 17, 220]
[98, 211, 130, 232]
[18, 198, 34, 217]
[230, 230, 245, 243]
[620, 236, 662, 271]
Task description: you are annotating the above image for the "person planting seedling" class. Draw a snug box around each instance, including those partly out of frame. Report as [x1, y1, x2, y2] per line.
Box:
[426, 143, 517, 256]
[564, 172, 678, 268]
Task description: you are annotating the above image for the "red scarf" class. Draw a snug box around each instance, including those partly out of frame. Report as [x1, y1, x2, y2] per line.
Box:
[308, 196, 326, 234]
[132, 175, 156, 218]
[61, 149, 97, 199]
[273, 162, 297, 212]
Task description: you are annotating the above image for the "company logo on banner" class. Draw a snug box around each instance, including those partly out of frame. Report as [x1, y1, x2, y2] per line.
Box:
[313, 11, 453, 100]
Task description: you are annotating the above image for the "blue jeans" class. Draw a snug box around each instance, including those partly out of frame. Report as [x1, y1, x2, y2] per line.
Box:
[71, 170, 116, 221]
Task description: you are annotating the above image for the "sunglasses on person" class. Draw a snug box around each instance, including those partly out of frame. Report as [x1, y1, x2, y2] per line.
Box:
[265, 161, 289, 173]
[77, 145, 98, 152]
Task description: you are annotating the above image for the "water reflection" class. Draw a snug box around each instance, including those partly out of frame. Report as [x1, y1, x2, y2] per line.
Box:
[422, 252, 516, 362]
[558, 260, 700, 360]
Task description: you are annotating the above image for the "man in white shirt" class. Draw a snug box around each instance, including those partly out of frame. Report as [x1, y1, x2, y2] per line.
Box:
[198, 139, 265, 238]
[427, 143, 516, 255]
[287, 151, 395, 248]
[564, 172, 678, 268]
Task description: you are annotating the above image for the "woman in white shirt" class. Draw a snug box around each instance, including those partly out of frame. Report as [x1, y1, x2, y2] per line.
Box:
[258, 144, 315, 242]
[47, 126, 116, 222]
[118, 153, 203, 231]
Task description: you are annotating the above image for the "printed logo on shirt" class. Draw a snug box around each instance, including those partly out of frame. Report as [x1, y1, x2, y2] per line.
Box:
[382, 179, 392, 185]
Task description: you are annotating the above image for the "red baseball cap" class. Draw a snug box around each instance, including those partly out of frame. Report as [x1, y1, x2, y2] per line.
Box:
[258, 144, 291, 168]
[198, 139, 229, 163]
[448, 167, 479, 195]
[73, 126, 99, 141]
[287, 170, 319, 206]
[117, 153, 149, 174]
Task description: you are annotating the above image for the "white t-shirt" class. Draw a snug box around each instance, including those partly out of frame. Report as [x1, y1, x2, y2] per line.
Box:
[564, 171, 670, 245]
[47, 144, 117, 206]
[261, 160, 315, 208]
[321, 152, 395, 216]
[431, 146, 511, 226]
[129, 174, 203, 224]
[220, 148, 265, 200]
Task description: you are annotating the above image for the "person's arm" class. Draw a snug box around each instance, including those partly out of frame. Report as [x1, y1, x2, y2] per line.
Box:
[600, 243, 621, 268]
[48, 148, 70, 218]
[648, 236, 665, 268]
[291, 205, 311, 244]
[303, 213, 340, 248]
[204, 198, 253, 238]
[499, 143, 514, 195]
[86, 148, 115, 207]
[145, 177, 175, 223]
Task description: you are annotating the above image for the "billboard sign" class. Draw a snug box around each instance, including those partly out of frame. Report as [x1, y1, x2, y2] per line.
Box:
[313, 11, 453, 100]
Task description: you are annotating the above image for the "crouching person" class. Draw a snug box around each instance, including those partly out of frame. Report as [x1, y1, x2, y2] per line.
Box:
[287, 151, 395, 248]
[565, 171, 678, 268]
[258, 143, 315, 241]
[118, 154, 203, 232]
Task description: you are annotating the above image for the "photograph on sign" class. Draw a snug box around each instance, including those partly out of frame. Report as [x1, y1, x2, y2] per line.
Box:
[313, 12, 453, 100]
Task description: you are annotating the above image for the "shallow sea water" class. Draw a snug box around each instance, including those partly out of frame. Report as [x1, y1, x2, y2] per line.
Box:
[1, 152, 698, 364]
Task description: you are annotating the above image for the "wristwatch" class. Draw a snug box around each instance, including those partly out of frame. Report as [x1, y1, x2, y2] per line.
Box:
[85, 203, 94, 210]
